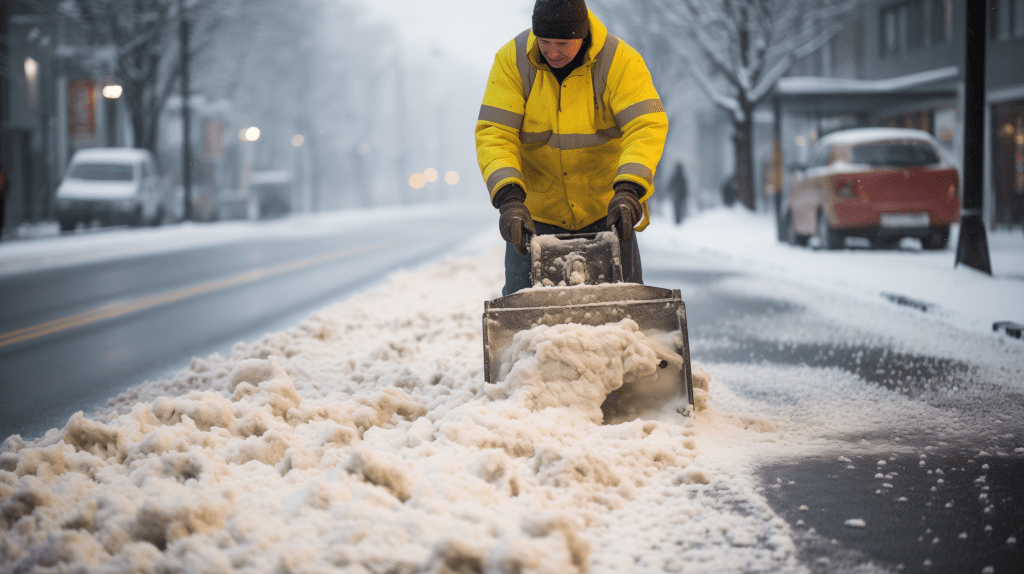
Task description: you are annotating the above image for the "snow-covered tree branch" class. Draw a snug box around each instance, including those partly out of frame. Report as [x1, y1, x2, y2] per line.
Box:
[592, 0, 862, 210]
[60, 0, 227, 154]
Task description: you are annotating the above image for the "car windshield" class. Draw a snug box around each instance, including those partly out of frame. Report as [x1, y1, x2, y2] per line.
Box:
[70, 163, 134, 181]
[849, 142, 941, 167]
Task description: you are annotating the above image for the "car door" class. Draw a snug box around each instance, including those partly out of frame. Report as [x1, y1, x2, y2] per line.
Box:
[137, 158, 152, 220]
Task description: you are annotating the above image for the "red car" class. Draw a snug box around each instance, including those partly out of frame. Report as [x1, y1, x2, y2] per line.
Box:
[782, 128, 960, 250]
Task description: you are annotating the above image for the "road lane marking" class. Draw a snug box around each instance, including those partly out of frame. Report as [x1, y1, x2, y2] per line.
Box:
[0, 231, 436, 348]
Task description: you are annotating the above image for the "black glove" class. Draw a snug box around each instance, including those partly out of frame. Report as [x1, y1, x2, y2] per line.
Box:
[497, 185, 535, 255]
[607, 182, 644, 242]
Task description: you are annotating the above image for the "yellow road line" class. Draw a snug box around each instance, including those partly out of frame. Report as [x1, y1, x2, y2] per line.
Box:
[0, 232, 428, 348]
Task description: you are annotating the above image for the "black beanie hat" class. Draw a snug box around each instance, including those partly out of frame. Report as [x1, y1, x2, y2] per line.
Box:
[533, 0, 589, 39]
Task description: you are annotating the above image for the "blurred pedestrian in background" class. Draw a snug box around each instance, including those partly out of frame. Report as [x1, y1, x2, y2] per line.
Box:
[668, 162, 688, 224]
[721, 174, 737, 207]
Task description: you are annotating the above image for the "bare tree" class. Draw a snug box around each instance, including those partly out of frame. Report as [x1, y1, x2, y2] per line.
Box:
[592, 0, 860, 210]
[193, 0, 405, 210]
[60, 0, 225, 154]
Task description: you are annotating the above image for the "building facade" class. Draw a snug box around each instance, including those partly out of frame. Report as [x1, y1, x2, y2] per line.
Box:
[774, 0, 1024, 229]
[1, 1, 128, 237]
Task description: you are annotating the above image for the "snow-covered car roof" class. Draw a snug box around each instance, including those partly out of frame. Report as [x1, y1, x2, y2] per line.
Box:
[68, 147, 154, 164]
[818, 127, 938, 147]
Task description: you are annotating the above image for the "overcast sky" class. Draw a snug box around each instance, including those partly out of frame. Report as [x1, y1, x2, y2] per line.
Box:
[358, 0, 536, 72]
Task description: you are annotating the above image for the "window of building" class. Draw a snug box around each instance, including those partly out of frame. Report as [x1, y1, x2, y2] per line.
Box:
[930, 0, 953, 44]
[1000, 0, 1013, 38]
[1014, 0, 1024, 36]
[991, 100, 1024, 227]
[881, 1, 931, 56]
[990, 0, 998, 39]
[908, 0, 926, 50]
[990, 0, 1022, 40]
[831, 16, 863, 77]
[881, 4, 902, 56]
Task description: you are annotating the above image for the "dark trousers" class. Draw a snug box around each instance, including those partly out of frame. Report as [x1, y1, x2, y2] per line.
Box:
[503, 218, 643, 296]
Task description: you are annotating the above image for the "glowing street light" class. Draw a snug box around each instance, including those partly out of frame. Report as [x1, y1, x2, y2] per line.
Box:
[409, 173, 427, 189]
[291, 134, 305, 147]
[102, 84, 123, 99]
[23, 57, 38, 84]
[423, 168, 438, 183]
[24, 57, 38, 107]
[240, 126, 261, 142]
[444, 171, 460, 185]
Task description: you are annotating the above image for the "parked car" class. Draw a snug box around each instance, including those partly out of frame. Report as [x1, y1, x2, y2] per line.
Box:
[781, 128, 960, 250]
[248, 170, 293, 219]
[55, 148, 170, 231]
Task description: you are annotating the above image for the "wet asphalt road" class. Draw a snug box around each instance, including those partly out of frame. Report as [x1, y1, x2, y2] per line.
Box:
[645, 248, 1024, 574]
[0, 212, 491, 441]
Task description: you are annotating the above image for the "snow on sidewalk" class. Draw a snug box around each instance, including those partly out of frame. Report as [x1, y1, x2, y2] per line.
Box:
[643, 207, 1024, 339]
[1, 242, 959, 573]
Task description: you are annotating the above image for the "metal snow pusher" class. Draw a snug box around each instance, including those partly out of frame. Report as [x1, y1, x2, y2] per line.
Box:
[482, 231, 694, 422]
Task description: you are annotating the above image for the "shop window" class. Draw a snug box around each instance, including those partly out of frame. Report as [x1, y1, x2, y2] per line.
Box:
[883, 110, 934, 133]
[991, 100, 1024, 227]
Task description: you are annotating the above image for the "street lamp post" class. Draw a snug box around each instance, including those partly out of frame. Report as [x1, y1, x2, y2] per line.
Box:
[179, 0, 193, 221]
[102, 83, 122, 146]
[240, 127, 260, 219]
[955, 0, 992, 273]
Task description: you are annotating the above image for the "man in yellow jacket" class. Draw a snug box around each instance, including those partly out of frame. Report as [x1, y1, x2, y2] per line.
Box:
[476, 0, 668, 295]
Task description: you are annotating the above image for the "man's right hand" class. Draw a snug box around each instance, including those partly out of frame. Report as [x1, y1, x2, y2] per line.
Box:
[499, 199, 535, 255]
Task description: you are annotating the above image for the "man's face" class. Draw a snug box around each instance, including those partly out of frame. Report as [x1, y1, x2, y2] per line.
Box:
[537, 37, 584, 69]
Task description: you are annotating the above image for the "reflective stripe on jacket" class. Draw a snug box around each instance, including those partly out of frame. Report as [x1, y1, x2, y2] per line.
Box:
[475, 10, 668, 231]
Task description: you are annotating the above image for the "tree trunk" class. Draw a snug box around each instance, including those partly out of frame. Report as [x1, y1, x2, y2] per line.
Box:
[732, 104, 756, 211]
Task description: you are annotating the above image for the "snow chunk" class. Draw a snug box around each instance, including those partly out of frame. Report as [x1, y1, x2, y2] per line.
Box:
[488, 318, 678, 424]
[844, 518, 867, 528]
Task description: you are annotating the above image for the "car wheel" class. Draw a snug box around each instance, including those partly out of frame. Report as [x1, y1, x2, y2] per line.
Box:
[923, 225, 950, 250]
[817, 211, 843, 250]
[59, 219, 76, 233]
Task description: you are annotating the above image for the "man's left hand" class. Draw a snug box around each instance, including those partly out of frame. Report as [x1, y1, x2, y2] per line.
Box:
[607, 182, 643, 242]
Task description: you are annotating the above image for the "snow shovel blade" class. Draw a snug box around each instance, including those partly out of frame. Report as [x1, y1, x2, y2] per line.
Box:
[482, 283, 695, 421]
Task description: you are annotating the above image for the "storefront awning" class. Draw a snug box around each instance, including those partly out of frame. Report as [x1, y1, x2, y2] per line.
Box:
[773, 66, 960, 116]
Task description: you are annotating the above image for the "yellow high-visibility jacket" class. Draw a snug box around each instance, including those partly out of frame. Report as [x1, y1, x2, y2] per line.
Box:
[475, 11, 668, 231]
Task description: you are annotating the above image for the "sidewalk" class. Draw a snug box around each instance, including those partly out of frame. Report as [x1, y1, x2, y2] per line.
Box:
[642, 206, 1024, 339]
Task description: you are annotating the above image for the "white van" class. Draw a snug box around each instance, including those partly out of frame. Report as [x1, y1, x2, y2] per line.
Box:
[55, 148, 168, 231]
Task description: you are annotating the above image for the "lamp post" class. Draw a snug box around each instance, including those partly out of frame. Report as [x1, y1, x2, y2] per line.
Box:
[179, 0, 193, 221]
[102, 83, 122, 146]
[240, 126, 260, 219]
[955, 0, 992, 273]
